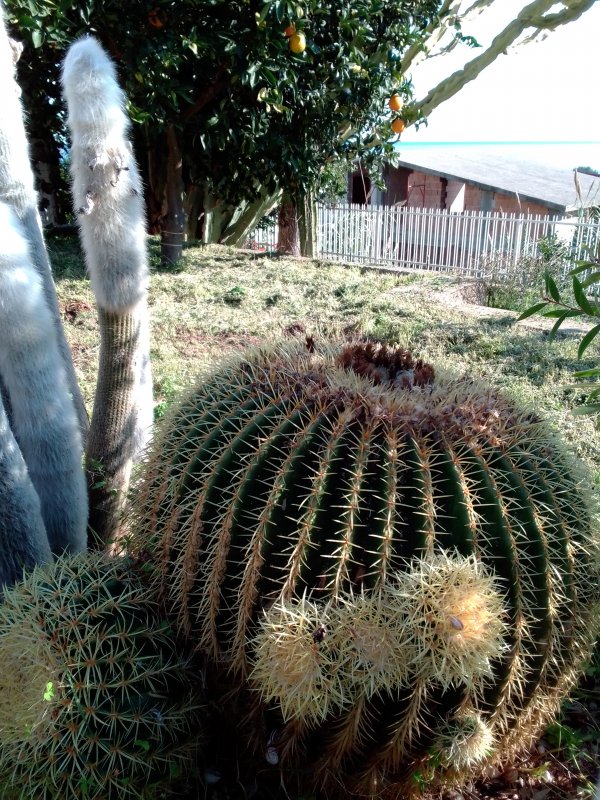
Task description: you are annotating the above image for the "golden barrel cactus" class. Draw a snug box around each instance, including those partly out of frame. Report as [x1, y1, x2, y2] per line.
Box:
[129, 339, 600, 796]
[0, 554, 203, 799]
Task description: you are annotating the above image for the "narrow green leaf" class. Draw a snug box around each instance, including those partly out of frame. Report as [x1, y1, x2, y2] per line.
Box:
[585, 386, 600, 401]
[578, 323, 600, 358]
[516, 301, 548, 321]
[545, 271, 561, 302]
[262, 67, 277, 87]
[258, 3, 270, 24]
[573, 367, 600, 378]
[548, 311, 569, 342]
[572, 403, 600, 416]
[542, 308, 580, 319]
[580, 271, 600, 288]
[572, 275, 599, 317]
[569, 260, 596, 277]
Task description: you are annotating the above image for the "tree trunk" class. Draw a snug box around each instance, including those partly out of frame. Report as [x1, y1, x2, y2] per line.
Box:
[141, 123, 167, 234]
[160, 124, 185, 265]
[298, 188, 317, 258]
[184, 184, 204, 241]
[201, 187, 234, 244]
[29, 133, 67, 227]
[220, 188, 281, 247]
[278, 192, 300, 256]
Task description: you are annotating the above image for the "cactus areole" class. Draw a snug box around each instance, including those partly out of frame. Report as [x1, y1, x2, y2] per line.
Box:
[131, 339, 600, 796]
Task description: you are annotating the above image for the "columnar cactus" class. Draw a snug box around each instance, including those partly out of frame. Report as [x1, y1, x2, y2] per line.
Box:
[0, 8, 88, 573]
[0, 553, 203, 799]
[0, 201, 88, 563]
[130, 339, 600, 796]
[61, 36, 153, 548]
[0, 4, 88, 436]
[0, 382, 52, 591]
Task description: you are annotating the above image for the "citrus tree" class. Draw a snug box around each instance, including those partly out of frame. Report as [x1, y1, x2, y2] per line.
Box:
[4, 0, 440, 261]
[5, 0, 597, 262]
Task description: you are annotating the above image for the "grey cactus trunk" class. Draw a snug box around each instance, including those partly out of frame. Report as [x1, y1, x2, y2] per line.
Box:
[0, 200, 88, 560]
[0, 394, 52, 592]
[0, 20, 88, 437]
[86, 305, 149, 548]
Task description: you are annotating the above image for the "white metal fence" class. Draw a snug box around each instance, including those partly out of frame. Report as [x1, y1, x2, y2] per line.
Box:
[317, 204, 600, 279]
[245, 220, 278, 251]
[246, 204, 600, 282]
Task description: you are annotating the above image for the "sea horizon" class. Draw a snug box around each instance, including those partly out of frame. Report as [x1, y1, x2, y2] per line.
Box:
[396, 140, 600, 171]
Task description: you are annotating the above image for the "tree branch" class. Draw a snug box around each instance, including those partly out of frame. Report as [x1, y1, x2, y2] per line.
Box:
[400, 0, 497, 75]
[182, 65, 229, 121]
[518, 0, 598, 45]
[414, 0, 597, 119]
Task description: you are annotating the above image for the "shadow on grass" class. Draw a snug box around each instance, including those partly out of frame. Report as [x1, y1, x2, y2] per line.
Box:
[47, 233, 201, 279]
[47, 235, 87, 280]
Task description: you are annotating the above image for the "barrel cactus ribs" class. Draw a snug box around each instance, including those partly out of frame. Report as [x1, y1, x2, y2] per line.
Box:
[129, 338, 600, 796]
[0, 554, 203, 800]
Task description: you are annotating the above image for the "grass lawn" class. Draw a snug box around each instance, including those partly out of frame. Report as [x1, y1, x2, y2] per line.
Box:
[48, 235, 600, 799]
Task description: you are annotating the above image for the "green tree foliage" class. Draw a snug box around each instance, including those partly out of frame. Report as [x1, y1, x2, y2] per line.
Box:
[8, 1, 594, 259]
[4, 0, 440, 253]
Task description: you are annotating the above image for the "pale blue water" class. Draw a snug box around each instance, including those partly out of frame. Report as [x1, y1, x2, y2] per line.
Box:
[395, 141, 600, 172]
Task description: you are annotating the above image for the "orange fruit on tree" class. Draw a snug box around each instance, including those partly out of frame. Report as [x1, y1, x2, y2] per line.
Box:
[289, 32, 306, 53]
[284, 23, 296, 37]
[388, 94, 402, 111]
[148, 8, 165, 28]
[391, 118, 406, 134]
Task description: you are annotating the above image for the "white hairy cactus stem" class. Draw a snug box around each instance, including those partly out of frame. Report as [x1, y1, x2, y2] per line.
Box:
[61, 36, 149, 314]
[0, 395, 52, 593]
[0, 201, 87, 564]
[62, 37, 153, 548]
[0, 7, 88, 436]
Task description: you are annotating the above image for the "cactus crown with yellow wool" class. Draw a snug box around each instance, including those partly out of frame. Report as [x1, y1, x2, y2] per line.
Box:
[130, 338, 600, 796]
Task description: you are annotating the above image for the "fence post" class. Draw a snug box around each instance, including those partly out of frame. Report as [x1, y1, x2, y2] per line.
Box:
[511, 218, 523, 270]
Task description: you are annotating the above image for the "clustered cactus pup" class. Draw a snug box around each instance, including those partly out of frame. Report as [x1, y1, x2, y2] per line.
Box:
[129, 338, 600, 797]
[0, 553, 203, 799]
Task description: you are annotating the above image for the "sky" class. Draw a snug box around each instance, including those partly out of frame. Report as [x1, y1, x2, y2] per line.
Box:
[400, 0, 600, 171]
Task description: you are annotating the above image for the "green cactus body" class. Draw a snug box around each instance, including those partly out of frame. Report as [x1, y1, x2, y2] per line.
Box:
[0, 554, 202, 799]
[130, 340, 600, 796]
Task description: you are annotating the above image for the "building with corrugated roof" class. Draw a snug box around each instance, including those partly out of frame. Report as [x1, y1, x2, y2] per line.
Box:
[349, 151, 599, 217]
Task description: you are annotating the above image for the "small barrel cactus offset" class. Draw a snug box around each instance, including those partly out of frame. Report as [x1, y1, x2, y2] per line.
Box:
[129, 338, 600, 796]
[0, 553, 203, 800]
